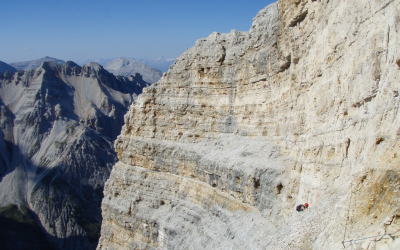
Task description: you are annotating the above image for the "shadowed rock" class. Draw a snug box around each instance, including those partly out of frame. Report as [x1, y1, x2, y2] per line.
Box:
[0, 60, 150, 250]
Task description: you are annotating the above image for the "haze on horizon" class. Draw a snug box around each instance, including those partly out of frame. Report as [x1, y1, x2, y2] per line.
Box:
[1, 0, 275, 65]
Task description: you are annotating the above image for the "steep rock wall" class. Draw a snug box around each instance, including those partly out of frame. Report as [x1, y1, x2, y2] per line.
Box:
[98, 0, 400, 249]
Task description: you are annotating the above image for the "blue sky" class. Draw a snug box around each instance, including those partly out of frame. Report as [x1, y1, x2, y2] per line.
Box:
[1, 0, 276, 64]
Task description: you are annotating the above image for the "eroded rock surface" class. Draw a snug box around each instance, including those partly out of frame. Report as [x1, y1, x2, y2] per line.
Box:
[0, 61, 149, 249]
[98, 0, 400, 249]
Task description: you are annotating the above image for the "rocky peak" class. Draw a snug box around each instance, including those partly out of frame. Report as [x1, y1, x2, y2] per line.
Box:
[83, 62, 103, 71]
[62, 61, 82, 76]
[64, 60, 80, 68]
[39, 61, 63, 72]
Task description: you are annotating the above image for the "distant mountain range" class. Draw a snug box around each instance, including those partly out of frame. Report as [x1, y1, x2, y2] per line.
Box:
[139, 56, 175, 72]
[4, 56, 172, 84]
[79, 58, 114, 67]
[81, 56, 175, 73]
[5, 56, 176, 73]
[104, 57, 163, 84]
[10, 56, 65, 71]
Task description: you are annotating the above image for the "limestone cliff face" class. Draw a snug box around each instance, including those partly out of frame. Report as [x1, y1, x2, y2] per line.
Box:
[98, 0, 400, 249]
[0, 61, 149, 249]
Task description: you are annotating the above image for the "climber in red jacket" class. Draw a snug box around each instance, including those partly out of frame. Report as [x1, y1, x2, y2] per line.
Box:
[296, 203, 309, 212]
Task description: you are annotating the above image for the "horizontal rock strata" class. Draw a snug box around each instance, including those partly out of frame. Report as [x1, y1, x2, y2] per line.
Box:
[98, 0, 400, 249]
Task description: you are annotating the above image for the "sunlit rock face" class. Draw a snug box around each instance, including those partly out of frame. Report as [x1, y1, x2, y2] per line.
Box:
[0, 61, 149, 250]
[98, 0, 400, 249]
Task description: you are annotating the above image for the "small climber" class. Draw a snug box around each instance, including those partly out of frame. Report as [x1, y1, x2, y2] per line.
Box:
[296, 203, 309, 212]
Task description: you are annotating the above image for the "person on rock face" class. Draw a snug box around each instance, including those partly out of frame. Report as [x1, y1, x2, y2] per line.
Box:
[296, 203, 309, 212]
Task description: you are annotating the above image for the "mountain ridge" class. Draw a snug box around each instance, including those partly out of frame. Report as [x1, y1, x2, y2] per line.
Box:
[10, 56, 66, 71]
[0, 60, 150, 249]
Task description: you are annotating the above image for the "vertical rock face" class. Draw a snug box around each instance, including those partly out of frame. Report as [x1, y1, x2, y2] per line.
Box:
[99, 0, 400, 249]
[0, 61, 149, 249]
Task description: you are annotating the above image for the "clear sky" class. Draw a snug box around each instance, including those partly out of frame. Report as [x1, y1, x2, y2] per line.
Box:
[1, 0, 276, 64]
